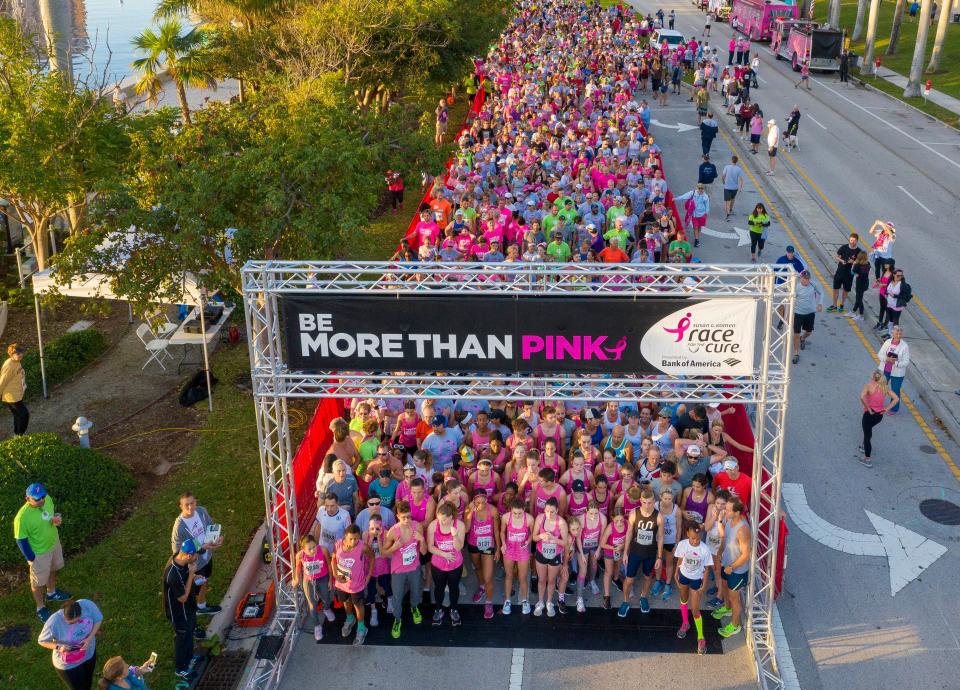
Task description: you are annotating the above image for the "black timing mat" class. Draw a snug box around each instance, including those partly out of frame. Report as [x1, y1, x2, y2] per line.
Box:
[315, 603, 724, 654]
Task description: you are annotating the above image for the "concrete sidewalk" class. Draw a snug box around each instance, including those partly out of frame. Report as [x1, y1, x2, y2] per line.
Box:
[873, 65, 960, 116]
[709, 100, 960, 454]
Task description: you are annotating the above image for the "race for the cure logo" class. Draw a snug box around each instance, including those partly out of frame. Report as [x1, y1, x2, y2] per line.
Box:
[640, 299, 757, 376]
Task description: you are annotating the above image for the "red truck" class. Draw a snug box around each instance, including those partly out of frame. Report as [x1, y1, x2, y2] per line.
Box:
[772, 19, 843, 72]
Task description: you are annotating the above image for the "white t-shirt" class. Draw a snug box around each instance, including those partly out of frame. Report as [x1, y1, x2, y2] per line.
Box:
[767, 125, 780, 149]
[675, 539, 714, 580]
[315, 508, 351, 551]
[182, 514, 205, 547]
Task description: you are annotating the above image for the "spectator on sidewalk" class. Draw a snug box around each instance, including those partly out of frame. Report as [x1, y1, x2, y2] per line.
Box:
[14, 483, 70, 622]
[829, 233, 862, 313]
[878, 326, 910, 414]
[37, 598, 103, 690]
[163, 540, 200, 682]
[1, 343, 29, 436]
[170, 493, 223, 616]
[766, 119, 780, 175]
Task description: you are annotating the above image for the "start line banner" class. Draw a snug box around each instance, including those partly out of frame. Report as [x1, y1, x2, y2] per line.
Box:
[281, 295, 758, 377]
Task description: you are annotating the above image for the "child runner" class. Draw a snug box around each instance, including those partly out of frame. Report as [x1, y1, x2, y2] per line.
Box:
[652, 489, 680, 602]
[363, 515, 392, 628]
[499, 498, 533, 615]
[579, 499, 607, 601]
[674, 523, 713, 654]
[532, 497, 569, 617]
[427, 503, 466, 626]
[292, 534, 334, 642]
[331, 525, 374, 646]
[382, 500, 426, 639]
[558, 515, 588, 613]
[465, 489, 501, 619]
[599, 508, 628, 610]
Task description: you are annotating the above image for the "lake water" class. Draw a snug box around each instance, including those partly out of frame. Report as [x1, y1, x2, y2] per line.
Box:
[7, 0, 172, 84]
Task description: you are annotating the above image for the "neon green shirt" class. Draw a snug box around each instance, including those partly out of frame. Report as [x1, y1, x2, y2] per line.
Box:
[604, 228, 630, 247]
[541, 214, 559, 234]
[546, 241, 572, 262]
[14, 496, 58, 556]
[606, 205, 626, 227]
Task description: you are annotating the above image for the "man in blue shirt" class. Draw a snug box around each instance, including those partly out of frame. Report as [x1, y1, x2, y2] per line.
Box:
[775, 245, 806, 331]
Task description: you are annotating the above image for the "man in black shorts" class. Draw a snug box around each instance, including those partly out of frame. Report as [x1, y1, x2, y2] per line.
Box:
[619, 489, 664, 617]
[828, 233, 861, 313]
[722, 155, 744, 220]
[792, 270, 824, 364]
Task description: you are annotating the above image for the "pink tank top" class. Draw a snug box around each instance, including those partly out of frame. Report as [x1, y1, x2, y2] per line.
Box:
[365, 533, 390, 577]
[534, 484, 564, 517]
[389, 526, 421, 574]
[467, 510, 495, 550]
[490, 447, 508, 472]
[581, 516, 603, 551]
[568, 491, 589, 517]
[409, 495, 429, 523]
[396, 480, 413, 504]
[536, 517, 564, 559]
[471, 429, 492, 450]
[472, 471, 497, 497]
[535, 423, 562, 451]
[594, 488, 611, 517]
[864, 387, 886, 414]
[564, 469, 590, 492]
[334, 541, 368, 593]
[300, 550, 329, 580]
[623, 494, 642, 515]
[431, 520, 463, 572]
[504, 513, 529, 560]
[541, 452, 562, 474]
[602, 521, 626, 558]
[599, 463, 619, 483]
[398, 416, 418, 445]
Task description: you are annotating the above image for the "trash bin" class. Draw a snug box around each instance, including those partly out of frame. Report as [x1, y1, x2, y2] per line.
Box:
[848, 52, 859, 68]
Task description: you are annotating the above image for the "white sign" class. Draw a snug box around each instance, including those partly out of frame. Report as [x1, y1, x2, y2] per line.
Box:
[639, 298, 757, 376]
[782, 483, 947, 596]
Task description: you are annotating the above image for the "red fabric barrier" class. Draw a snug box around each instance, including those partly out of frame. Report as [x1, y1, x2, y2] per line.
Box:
[291, 396, 347, 534]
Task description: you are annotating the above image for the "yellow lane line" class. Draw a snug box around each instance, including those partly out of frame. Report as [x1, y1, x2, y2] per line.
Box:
[782, 150, 960, 356]
[716, 127, 960, 482]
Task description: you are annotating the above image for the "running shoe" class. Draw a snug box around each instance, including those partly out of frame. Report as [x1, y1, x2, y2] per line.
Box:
[792, 354, 799, 364]
[718, 623, 743, 638]
[472, 586, 485, 604]
[707, 597, 724, 609]
[451, 609, 462, 626]
[651, 580, 664, 597]
[837, 305, 845, 313]
[534, 602, 545, 617]
[174, 670, 197, 681]
[602, 595, 611, 610]
[432, 609, 444, 626]
[502, 599, 512, 615]
[677, 622, 690, 639]
[324, 607, 335, 622]
[369, 606, 379, 627]
[197, 603, 222, 615]
[694, 239, 701, 248]
[707, 586, 718, 596]
[826, 305, 837, 313]
[412, 606, 423, 624]
[698, 639, 707, 654]
[613, 578, 624, 592]
[391, 619, 401, 639]
[353, 625, 367, 646]
[590, 580, 600, 595]
[618, 602, 630, 618]
[484, 602, 494, 619]
[314, 624, 323, 642]
[661, 584, 673, 601]
[546, 603, 556, 617]
[36, 607, 50, 623]
[342, 617, 356, 637]
[639, 597, 650, 614]
[859, 457, 874, 468]
[557, 597, 567, 615]
[576, 597, 586, 613]
[522, 600, 531, 615]
[711, 606, 732, 620]
[45, 589, 71, 602]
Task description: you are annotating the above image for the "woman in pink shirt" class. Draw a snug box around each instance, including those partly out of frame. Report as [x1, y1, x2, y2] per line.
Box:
[859, 371, 898, 468]
[427, 503, 466, 626]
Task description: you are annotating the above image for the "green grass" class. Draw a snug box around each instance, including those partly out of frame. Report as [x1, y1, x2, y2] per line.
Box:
[861, 69, 960, 126]
[0, 345, 264, 690]
[814, 0, 960, 118]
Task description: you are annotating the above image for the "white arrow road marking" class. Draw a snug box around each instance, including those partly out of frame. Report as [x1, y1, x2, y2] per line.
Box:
[650, 119, 698, 133]
[701, 225, 751, 246]
[783, 483, 947, 596]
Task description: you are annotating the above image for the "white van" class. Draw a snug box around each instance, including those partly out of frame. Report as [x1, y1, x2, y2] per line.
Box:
[651, 29, 686, 47]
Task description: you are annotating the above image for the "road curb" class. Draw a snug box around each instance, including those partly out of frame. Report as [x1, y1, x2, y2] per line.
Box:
[705, 96, 960, 448]
[852, 72, 960, 131]
[204, 523, 267, 642]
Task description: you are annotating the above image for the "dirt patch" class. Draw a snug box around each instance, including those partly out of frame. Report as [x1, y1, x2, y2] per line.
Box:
[2, 297, 130, 351]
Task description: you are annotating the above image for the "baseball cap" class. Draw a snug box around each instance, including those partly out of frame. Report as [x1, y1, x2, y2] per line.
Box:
[26, 483, 46, 500]
[460, 446, 475, 463]
[785, 245, 795, 253]
[799, 269, 811, 278]
[431, 414, 447, 426]
[658, 408, 672, 418]
[686, 445, 702, 457]
[180, 539, 199, 555]
[572, 479, 586, 492]
[723, 458, 739, 470]
[582, 407, 599, 421]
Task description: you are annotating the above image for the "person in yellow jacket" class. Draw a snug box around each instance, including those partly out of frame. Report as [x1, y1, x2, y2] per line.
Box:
[0, 343, 28, 435]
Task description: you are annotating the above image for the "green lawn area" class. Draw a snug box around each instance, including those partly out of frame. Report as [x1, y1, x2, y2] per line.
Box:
[813, 0, 960, 124]
[0, 344, 265, 689]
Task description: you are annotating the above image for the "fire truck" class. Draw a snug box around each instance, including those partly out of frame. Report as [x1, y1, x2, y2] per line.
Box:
[772, 19, 843, 72]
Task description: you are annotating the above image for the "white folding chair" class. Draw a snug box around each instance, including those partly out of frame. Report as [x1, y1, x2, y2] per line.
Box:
[149, 310, 178, 338]
[136, 323, 173, 370]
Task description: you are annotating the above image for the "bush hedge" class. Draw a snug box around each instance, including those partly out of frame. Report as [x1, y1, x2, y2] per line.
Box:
[12, 328, 109, 397]
[0, 433, 135, 567]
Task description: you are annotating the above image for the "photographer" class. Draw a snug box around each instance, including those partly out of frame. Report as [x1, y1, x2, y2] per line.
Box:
[37, 598, 103, 690]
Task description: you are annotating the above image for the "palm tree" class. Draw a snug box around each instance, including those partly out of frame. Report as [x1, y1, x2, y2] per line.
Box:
[852, 0, 868, 40]
[861, 0, 883, 74]
[927, 1, 951, 72]
[903, 0, 934, 96]
[131, 19, 217, 125]
[886, 0, 907, 55]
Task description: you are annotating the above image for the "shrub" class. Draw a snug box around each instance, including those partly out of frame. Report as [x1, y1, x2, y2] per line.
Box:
[13, 328, 109, 397]
[0, 433, 135, 567]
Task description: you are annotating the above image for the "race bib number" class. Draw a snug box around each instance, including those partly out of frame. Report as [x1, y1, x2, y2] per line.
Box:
[303, 559, 325, 579]
[708, 533, 722, 548]
[685, 555, 704, 570]
[336, 558, 354, 580]
[476, 535, 493, 551]
[321, 530, 335, 545]
[400, 542, 418, 567]
[637, 529, 653, 546]
[541, 542, 557, 559]
[583, 537, 598, 550]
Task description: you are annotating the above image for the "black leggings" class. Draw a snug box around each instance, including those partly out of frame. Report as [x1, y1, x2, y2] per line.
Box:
[390, 189, 404, 210]
[6, 400, 28, 435]
[853, 285, 867, 315]
[749, 232, 765, 255]
[861, 411, 884, 458]
[877, 295, 888, 326]
[885, 307, 902, 329]
[431, 564, 462, 610]
[56, 654, 96, 690]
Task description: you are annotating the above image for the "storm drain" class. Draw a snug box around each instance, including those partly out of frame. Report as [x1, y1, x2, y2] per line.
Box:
[197, 651, 250, 690]
[919, 499, 960, 526]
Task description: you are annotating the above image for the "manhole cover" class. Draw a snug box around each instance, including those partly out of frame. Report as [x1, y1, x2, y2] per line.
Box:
[0, 624, 31, 648]
[919, 499, 960, 525]
[919, 445, 937, 455]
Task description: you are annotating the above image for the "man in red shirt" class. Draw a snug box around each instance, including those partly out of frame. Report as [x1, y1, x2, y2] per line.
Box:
[714, 459, 752, 509]
[598, 237, 629, 263]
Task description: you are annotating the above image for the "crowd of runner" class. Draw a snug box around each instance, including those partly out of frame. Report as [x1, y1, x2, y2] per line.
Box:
[308, 393, 755, 653]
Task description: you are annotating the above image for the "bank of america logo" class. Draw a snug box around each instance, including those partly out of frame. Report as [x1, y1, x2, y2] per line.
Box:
[723, 357, 741, 367]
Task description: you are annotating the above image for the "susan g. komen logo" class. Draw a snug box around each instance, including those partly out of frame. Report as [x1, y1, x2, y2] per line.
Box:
[663, 313, 693, 343]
